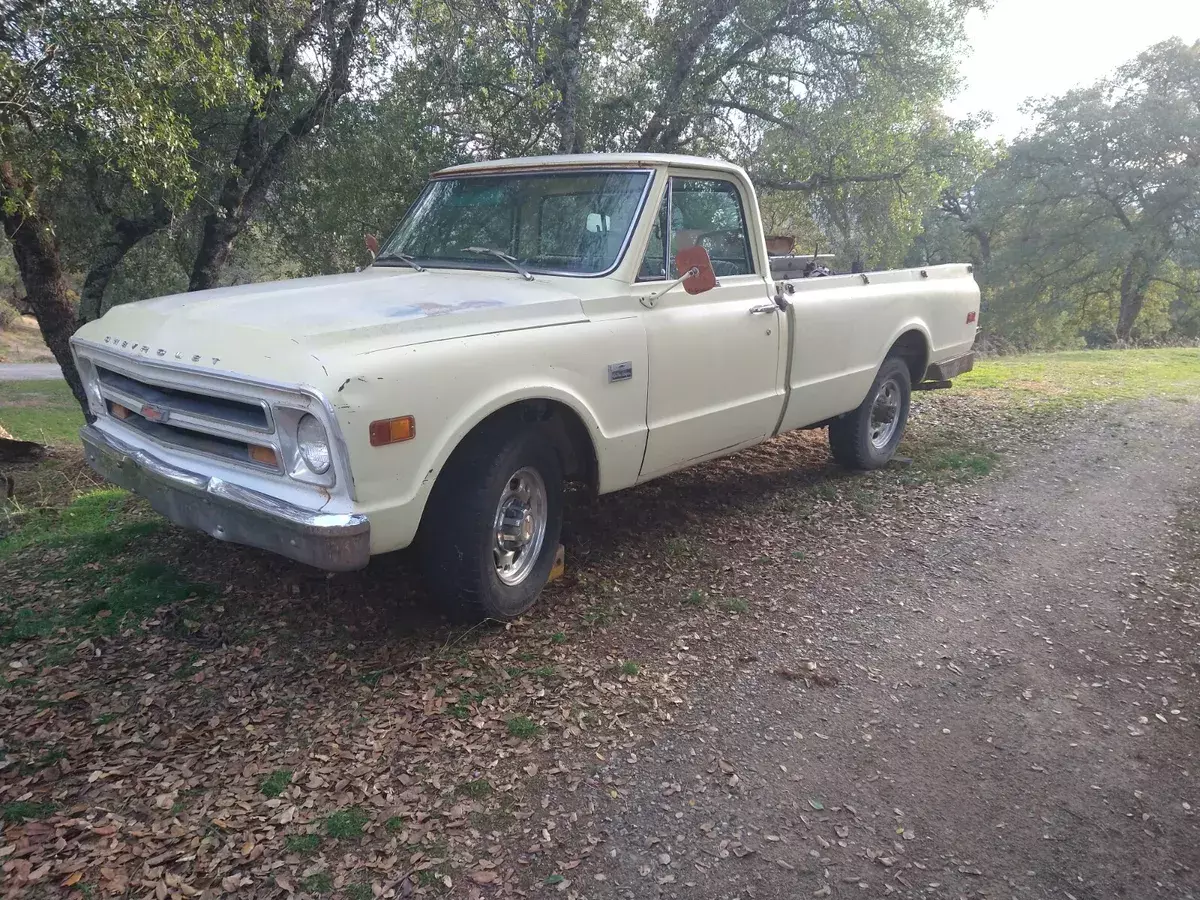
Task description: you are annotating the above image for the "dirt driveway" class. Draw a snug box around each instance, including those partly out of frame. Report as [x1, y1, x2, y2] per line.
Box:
[542, 398, 1200, 900]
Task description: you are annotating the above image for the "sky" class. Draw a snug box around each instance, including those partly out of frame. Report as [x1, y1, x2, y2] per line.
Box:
[945, 0, 1200, 141]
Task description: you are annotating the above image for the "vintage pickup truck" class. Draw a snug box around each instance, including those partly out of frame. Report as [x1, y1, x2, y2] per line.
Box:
[71, 154, 979, 619]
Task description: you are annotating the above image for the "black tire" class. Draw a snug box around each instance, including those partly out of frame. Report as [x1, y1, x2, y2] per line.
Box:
[828, 357, 912, 470]
[418, 420, 564, 621]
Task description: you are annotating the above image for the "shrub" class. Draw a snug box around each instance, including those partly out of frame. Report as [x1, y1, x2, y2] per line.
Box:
[0, 300, 19, 331]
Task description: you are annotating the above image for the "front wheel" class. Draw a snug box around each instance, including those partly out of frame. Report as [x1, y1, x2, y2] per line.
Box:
[828, 357, 912, 470]
[419, 423, 564, 621]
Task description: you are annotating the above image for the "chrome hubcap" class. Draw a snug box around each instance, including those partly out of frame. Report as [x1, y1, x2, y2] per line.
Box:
[869, 379, 902, 450]
[493, 467, 548, 586]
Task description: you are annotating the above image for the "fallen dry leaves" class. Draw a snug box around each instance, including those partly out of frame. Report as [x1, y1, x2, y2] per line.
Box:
[0, 387, 1091, 898]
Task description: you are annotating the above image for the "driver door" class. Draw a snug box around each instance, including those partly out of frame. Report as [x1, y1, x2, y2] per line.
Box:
[637, 174, 784, 480]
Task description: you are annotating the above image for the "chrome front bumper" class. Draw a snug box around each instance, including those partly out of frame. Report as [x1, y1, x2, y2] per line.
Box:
[81, 425, 370, 571]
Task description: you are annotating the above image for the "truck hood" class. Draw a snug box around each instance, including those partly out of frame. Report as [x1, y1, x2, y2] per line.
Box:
[82, 267, 588, 372]
[94, 267, 585, 348]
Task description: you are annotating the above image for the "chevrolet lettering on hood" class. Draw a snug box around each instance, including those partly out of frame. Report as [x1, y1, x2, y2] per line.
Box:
[103, 335, 220, 367]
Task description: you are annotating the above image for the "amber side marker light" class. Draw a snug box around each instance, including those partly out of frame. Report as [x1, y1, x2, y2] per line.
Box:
[370, 416, 415, 446]
[249, 445, 280, 467]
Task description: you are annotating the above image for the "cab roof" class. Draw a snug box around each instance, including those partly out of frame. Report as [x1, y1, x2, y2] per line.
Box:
[433, 153, 749, 179]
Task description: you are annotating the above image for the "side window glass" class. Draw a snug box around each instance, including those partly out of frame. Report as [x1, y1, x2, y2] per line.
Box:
[669, 178, 753, 278]
[637, 191, 669, 281]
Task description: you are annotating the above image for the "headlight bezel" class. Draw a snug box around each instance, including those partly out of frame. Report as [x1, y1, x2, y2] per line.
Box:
[273, 406, 338, 487]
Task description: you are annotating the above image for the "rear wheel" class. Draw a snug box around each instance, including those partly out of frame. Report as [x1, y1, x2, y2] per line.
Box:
[419, 422, 564, 621]
[828, 357, 912, 470]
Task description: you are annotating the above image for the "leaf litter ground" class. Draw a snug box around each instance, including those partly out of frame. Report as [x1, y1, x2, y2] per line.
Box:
[2, 377, 1198, 899]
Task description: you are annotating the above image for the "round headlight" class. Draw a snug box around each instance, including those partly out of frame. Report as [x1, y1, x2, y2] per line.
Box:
[296, 414, 331, 474]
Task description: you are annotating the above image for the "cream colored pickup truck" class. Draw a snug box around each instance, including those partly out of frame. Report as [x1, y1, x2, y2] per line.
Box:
[71, 153, 979, 619]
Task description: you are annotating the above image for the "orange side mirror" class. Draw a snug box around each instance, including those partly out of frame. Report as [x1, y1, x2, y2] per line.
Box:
[364, 233, 380, 257]
[675, 246, 717, 295]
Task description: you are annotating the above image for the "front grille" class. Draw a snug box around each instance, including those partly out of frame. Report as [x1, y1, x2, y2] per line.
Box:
[94, 364, 280, 472]
[96, 366, 269, 431]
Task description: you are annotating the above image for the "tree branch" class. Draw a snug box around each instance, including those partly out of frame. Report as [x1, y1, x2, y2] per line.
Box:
[753, 166, 912, 192]
[79, 197, 172, 323]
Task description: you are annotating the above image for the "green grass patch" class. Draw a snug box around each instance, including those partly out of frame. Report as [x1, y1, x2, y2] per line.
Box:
[285, 833, 321, 854]
[455, 779, 492, 799]
[1, 488, 132, 558]
[325, 805, 369, 839]
[357, 669, 385, 686]
[719, 597, 749, 614]
[0, 487, 212, 651]
[446, 695, 473, 720]
[0, 379, 84, 446]
[25, 747, 66, 772]
[618, 660, 640, 676]
[664, 537, 691, 558]
[549, 631, 567, 645]
[300, 872, 332, 894]
[345, 882, 373, 900]
[76, 560, 213, 630]
[683, 589, 707, 607]
[2, 800, 56, 824]
[260, 769, 293, 798]
[384, 815, 406, 833]
[958, 348, 1200, 407]
[0, 605, 54, 646]
[581, 606, 611, 628]
[506, 715, 539, 739]
[812, 481, 839, 502]
[416, 869, 445, 888]
[929, 448, 999, 477]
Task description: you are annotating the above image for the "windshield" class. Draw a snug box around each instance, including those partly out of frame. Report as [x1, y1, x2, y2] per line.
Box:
[378, 170, 651, 276]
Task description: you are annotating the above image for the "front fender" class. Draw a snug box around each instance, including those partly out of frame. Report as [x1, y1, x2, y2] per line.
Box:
[331, 318, 648, 553]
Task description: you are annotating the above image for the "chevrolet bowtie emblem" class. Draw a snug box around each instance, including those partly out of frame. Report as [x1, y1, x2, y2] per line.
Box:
[140, 403, 169, 423]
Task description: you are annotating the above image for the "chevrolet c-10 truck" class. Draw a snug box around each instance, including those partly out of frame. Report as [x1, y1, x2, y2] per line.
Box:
[71, 153, 979, 619]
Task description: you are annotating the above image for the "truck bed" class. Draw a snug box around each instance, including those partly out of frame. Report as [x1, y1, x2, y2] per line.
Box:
[771, 261, 975, 292]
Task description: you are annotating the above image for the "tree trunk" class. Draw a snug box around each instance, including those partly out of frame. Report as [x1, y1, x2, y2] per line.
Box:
[971, 228, 992, 268]
[79, 200, 172, 323]
[0, 162, 89, 417]
[188, 0, 368, 293]
[634, 0, 741, 152]
[1116, 260, 1145, 342]
[189, 213, 241, 293]
[554, 0, 594, 153]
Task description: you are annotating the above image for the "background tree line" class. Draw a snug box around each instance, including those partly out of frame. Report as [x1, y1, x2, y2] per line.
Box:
[1, 0, 1197, 410]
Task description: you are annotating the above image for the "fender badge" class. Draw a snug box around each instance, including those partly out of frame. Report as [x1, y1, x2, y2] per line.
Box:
[607, 361, 633, 383]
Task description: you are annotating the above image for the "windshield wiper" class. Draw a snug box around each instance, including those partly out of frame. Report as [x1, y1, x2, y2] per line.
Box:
[373, 252, 426, 272]
[459, 246, 535, 281]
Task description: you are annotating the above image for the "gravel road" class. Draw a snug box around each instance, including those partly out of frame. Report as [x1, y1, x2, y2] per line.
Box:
[549, 399, 1200, 900]
[0, 362, 63, 381]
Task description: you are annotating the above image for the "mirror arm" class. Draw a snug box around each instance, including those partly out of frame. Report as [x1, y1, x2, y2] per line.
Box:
[639, 266, 700, 309]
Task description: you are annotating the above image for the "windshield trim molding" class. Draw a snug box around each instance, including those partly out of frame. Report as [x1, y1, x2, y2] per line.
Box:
[380, 167, 656, 281]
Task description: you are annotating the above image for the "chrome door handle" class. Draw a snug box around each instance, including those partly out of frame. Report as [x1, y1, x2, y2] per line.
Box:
[748, 303, 778, 315]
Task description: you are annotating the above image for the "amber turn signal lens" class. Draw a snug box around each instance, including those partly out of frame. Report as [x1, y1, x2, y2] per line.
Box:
[249, 445, 279, 466]
[369, 416, 415, 446]
[110, 403, 131, 420]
